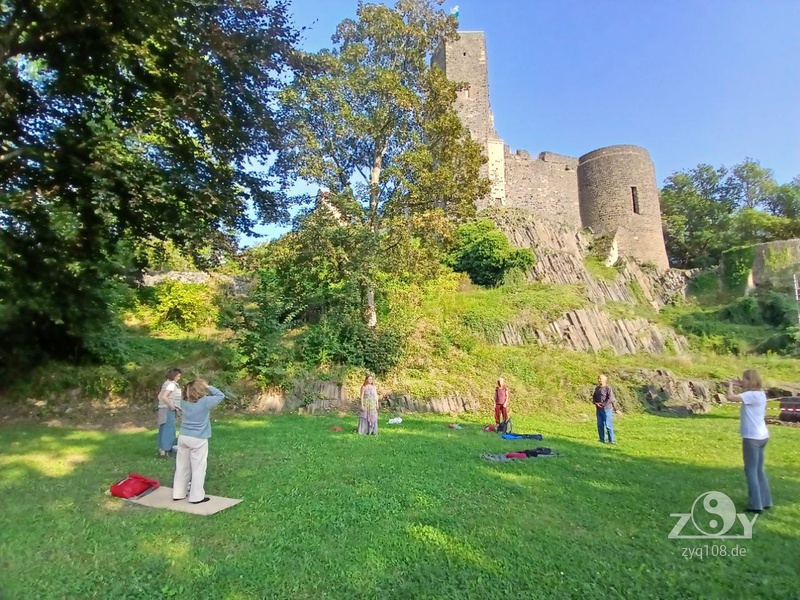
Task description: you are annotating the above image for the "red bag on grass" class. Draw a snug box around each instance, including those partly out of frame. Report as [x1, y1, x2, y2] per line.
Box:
[110, 474, 160, 499]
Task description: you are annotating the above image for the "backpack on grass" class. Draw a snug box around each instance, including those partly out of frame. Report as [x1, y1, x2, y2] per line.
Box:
[110, 474, 160, 499]
[497, 418, 513, 434]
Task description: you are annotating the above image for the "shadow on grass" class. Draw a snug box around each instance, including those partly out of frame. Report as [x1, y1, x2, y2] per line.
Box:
[1, 414, 799, 599]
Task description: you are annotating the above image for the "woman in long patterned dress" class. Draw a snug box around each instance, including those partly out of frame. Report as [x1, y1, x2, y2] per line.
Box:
[358, 374, 379, 435]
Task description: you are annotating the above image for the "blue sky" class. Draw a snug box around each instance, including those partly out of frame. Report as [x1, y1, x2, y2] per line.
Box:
[246, 0, 800, 242]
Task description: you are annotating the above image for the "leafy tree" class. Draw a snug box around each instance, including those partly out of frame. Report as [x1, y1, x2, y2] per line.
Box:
[232, 270, 295, 385]
[728, 158, 777, 210]
[661, 167, 735, 269]
[730, 208, 800, 247]
[271, 0, 489, 327]
[257, 206, 368, 323]
[766, 179, 800, 219]
[0, 0, 300, 367]
[447, 219, 535, 287]
[661, 160, 793, 269]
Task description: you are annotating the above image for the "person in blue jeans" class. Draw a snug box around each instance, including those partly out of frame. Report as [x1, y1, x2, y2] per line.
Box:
[156, 368, 182, 458]
[593, 374, 617, 444]
[726, 369, 772, 513]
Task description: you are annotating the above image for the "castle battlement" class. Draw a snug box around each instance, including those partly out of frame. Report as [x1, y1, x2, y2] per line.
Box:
[434, 32, 669, 270]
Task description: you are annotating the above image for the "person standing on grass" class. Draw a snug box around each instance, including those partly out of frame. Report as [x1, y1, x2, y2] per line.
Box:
[494, 378, 510, 426]
[593, 374, 617, 444]
[156, 368, 182, 458]
[172, 379, 225, 504]
[358, 374, 379, 435]
[726, 369, 772, 514]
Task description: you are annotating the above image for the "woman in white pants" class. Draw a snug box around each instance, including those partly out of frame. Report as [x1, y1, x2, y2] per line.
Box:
[172, 379, 225, 504]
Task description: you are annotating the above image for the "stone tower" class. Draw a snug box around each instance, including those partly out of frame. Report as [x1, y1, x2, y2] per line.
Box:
[434, 32, 672, 270]
[432, 32, 506, 206]
[577, 146, 669, 270]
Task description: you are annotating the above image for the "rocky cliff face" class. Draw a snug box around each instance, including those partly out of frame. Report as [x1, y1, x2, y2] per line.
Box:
[487, 208, 692, 355]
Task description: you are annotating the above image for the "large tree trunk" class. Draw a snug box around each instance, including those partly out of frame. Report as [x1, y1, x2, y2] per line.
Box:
[362, 145, 386, 329]
[363, 284, 377, 328]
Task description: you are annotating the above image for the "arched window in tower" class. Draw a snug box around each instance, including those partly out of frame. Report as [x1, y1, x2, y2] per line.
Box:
[631, 187, 640, 214]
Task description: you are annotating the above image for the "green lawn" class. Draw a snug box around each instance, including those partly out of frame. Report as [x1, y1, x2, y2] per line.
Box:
[1, 409, 799, 599]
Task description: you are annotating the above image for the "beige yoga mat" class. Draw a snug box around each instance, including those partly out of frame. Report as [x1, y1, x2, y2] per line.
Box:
[128, 486, 242, 515]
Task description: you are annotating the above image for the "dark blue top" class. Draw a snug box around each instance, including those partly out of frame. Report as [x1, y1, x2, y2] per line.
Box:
[593, 385, 616, 409]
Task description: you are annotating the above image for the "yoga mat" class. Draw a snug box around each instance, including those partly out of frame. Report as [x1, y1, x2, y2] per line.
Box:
[127, 486, 242, 515]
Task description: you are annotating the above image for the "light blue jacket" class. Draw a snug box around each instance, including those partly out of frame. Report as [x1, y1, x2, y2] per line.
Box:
[179, 386, 225, 439]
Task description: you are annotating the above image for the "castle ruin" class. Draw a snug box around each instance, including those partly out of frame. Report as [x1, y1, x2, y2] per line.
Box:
[433, 32, 670, 271]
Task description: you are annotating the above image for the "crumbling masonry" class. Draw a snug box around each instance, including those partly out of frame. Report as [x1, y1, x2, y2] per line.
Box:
[433, 32, 670, 270]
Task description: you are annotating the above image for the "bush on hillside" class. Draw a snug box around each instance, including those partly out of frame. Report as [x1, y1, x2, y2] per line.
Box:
[147, 280, 218, 332]
[687, 269, 720, 296]
[299, 313, 405, 375]
[447, 219, 535, 287]
[719, 289, 798, 329]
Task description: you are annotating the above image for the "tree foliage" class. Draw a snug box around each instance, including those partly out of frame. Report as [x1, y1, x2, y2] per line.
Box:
[661, 159, 800, 269]
[0, 0, 299, 366]
[447, 219, 535, 287]
[271, 0, 489, 326]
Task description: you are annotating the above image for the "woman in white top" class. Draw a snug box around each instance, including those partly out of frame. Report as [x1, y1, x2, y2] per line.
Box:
[726, 369, 772, 513]
[157, 368, 182, 458]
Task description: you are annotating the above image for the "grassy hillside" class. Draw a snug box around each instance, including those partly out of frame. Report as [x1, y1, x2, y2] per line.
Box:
[3, 270, 799, 421]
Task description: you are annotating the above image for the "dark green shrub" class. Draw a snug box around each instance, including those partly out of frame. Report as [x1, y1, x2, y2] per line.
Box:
[299, 317, 343, 367]
[718, 290, 797, 329]
[672, 312, 747, 355]
[718, 296, 761, 325]
[754, 333, 794, 355]
[338, 320, 405, 374]
[757, 290, 798, 328]
[687, 270, 721, 297]
[298, 313, 405, 374]
[447, 219, 535, 287]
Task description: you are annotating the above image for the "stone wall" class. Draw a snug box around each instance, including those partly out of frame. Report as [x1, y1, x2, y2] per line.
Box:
[248, 380, 350, 414]
[248, 380, 480, 416]
[523, 307, 687, 355]
[486, 138, 506, 206]
[141, 271, 251, 295]
[503, 150, 581, 226]
[750, 239, 800, 291]
[577, 145, 669, 271]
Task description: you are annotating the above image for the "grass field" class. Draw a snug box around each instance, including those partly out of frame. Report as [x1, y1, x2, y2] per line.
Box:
[1, 409, 799, 599]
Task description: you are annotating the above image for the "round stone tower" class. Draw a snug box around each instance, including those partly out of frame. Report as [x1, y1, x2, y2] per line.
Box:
[577, 145, 669, 270]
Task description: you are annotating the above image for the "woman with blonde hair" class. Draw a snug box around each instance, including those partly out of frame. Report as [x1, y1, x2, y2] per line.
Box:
[494, 378, 510, 426]
[172, 378, 225, 504]
[358, 374, 379, 435]
[726, 369, 772, 513]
